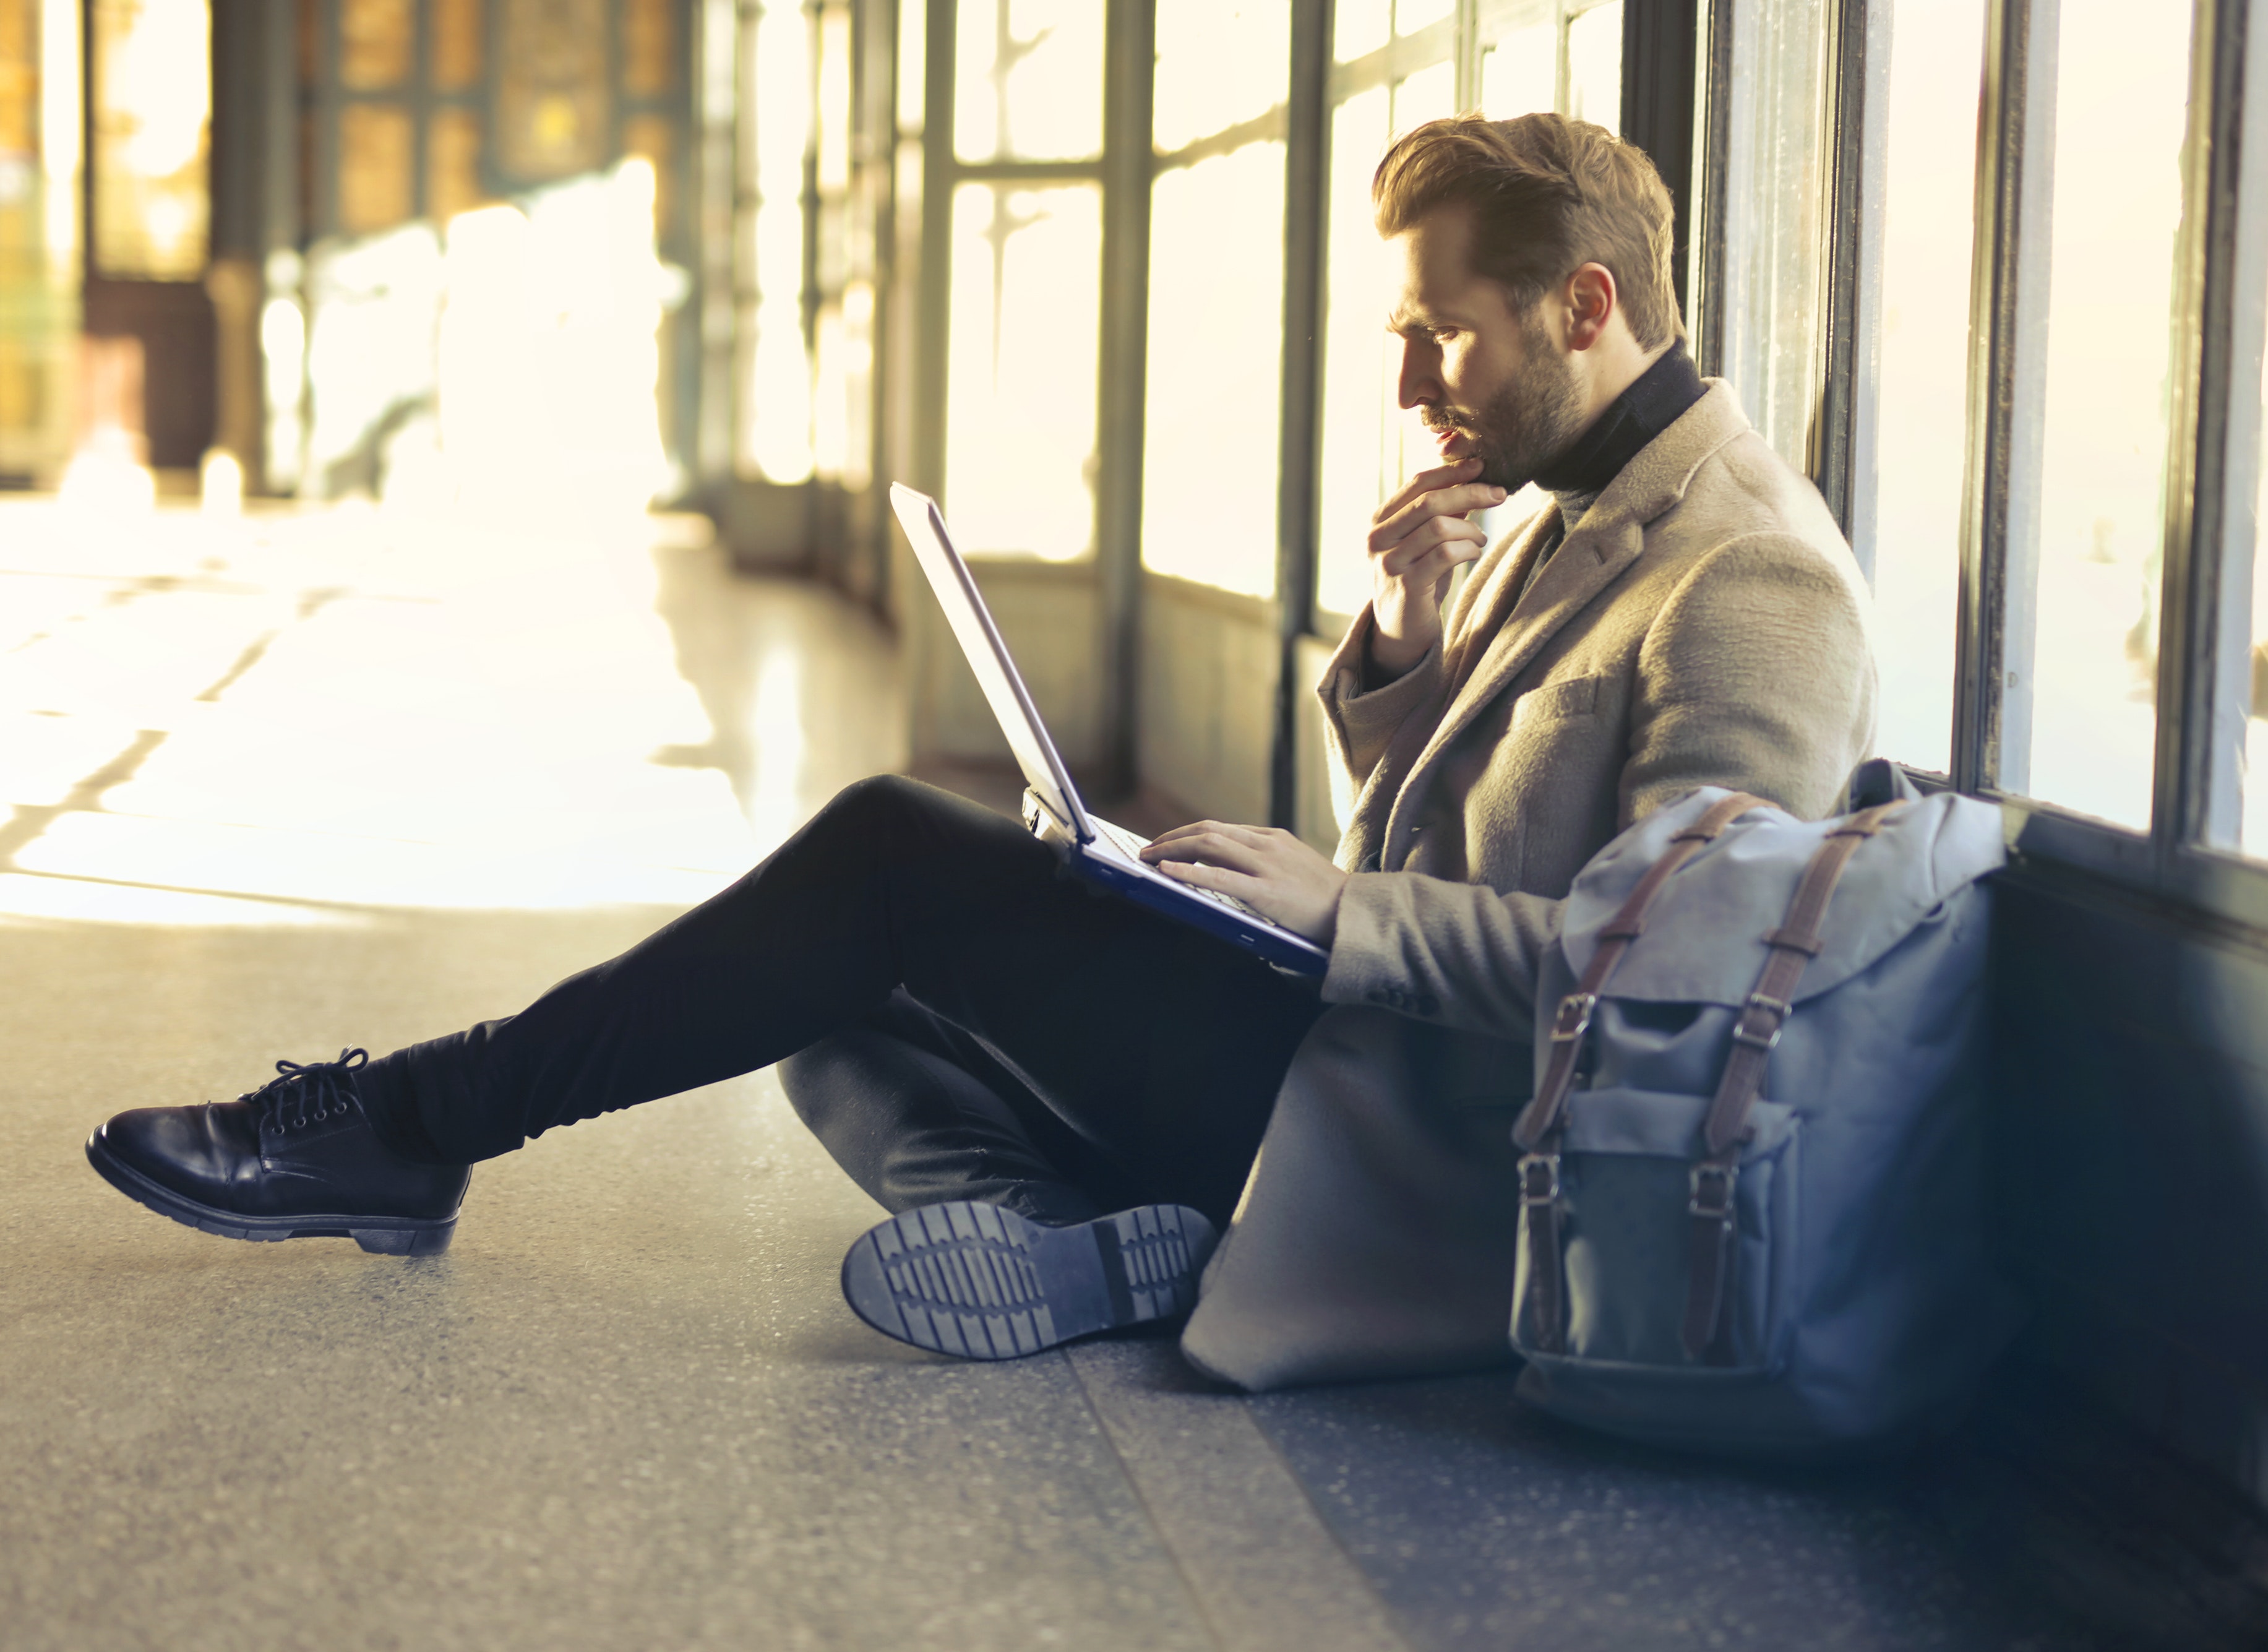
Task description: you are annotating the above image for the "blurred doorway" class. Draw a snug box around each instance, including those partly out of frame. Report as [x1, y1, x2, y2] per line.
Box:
[83, 0, 214, 470]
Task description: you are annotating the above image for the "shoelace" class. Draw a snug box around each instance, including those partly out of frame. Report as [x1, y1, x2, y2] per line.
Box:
[244, 1048, 371, 1135]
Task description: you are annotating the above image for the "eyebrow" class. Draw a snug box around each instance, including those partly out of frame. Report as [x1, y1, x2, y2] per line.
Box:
[1386, 307, 1458, 337]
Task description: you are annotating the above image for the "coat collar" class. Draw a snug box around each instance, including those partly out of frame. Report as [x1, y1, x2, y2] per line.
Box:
[1360, 380, 1756, 869]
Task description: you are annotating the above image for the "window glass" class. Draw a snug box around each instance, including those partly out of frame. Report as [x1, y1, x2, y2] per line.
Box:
[1336, 0, 1391, 62]
[1479, 22, 1555, 119]
[1142, 144, 1287, 595]
[1315, 85, 1393, 619]
[1707, 0, 1831, 470]
[1565, 1, 1621, 131]
[89, 0, 208, 278]
[943, 182, 1101, 560]
[1154, 0, 1289, 155]
[1393, 59, 1456, 129]
[954, 0, 1104, 164]
[2017, 0, 2192, 827]
[741, 0, 812, 483]
[1867, 0, 1984, 776]
[1396, 0, 1454, 32]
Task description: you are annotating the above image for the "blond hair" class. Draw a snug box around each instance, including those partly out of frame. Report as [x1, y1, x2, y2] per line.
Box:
[1372, 112, 1683, 350]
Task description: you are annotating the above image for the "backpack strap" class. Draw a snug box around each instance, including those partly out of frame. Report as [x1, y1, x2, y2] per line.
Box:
[1681, 800, 1911, 1361]
[1509, 790, 1763, 1354]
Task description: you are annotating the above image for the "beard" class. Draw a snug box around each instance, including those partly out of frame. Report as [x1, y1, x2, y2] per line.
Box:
[1423, 333, 1587, 494]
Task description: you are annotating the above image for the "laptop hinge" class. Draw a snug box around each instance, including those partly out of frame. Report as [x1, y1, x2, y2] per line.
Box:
[1021, 787, 1085, 847]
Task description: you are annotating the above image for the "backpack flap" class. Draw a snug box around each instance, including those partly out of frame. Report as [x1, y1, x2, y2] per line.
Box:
[1554, 788, 2006, 1012]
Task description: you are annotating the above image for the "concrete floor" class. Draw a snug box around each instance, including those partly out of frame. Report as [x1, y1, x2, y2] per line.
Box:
[0, 499, 2174, 1650]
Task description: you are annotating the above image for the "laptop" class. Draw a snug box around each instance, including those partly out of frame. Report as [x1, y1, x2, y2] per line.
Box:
[889, 483, 1330, 976]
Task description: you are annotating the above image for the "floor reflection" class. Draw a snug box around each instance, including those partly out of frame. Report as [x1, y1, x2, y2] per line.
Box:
[0, 499, 904, 925]
[647, 534, 904, 846]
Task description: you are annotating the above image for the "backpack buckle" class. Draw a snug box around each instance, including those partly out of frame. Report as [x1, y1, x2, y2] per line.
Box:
[1730, 992, 1792, 1051]
[1518, 1153, 1561, 1206]
[1550, 992, 1597, 1044]
[1688, 1161, 1739, 1222]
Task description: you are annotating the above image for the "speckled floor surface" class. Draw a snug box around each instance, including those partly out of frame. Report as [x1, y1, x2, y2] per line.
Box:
[0, 501, 2152, 1650]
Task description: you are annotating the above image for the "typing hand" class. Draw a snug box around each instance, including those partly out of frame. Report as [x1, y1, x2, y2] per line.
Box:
[1367, 455, 1506, 681]
[1140, 823, 1347, 947]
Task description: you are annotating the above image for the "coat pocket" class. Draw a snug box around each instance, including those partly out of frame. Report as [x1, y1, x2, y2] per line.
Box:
[1510, 673, 1602, 728]
[1511, 1087, 1802, 1374]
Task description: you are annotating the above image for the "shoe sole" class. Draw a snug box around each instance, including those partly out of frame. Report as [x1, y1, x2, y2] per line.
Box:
[84, 1132, 458, 1257]
[839, 1200, 1218, 1361]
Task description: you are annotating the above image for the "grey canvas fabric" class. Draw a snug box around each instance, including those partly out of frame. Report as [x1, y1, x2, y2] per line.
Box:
[1511, 785, 2021, 1456]
[1181, 381, 1879, 1392]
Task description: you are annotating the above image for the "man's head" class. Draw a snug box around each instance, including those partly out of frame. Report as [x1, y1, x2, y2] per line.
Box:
[1373, 113, 1682, 492]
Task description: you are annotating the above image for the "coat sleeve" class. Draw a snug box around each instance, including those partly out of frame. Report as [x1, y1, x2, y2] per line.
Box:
[1320, 533, 1876, 1040]
[1314, 605, 1446, 789]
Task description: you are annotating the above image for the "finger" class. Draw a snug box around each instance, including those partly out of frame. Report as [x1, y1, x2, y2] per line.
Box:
[1376, 518, 1488, 578]
[1143, 819, 1235, 850]
[1372, 456, 1483, 524]
[1153, 857, 1266, 898]
[1141, 831, 1273, 877]
[1370, 483, 1508, 554]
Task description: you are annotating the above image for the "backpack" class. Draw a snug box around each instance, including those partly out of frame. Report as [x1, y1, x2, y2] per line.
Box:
[1507, 773, 2021, 1457]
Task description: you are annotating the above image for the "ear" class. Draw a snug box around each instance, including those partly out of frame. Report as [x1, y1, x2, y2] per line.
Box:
[1563, 263, 1618, 353]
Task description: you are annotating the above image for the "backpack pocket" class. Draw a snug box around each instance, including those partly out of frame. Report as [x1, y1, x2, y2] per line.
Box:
[1511, 1088, 1802, 1374]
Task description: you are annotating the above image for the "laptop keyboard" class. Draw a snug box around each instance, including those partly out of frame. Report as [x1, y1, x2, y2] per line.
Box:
[1093, 818, 1271, 924]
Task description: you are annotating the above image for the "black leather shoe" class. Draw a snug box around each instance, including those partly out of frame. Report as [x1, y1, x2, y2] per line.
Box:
[840, 1200, 1218, 1359]
[85, 1049, 469, 1256]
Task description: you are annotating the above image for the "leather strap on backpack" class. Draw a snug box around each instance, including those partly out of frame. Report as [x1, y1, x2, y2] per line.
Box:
[1508, 790, 1763, 1354]
[1680, 800, 1910, 1361]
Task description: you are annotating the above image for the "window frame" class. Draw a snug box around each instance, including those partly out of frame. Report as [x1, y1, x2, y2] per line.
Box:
[1901, 0, 2268, 932]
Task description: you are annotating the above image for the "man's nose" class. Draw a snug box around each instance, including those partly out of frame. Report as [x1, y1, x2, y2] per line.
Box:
[1396, 338, 1442, 411]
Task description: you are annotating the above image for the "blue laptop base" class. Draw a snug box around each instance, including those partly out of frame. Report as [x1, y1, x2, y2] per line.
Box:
[1062, 840, 1329, 976]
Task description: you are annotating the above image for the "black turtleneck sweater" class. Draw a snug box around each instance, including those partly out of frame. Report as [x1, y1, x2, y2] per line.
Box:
[1514, 338, 1706, 605]
[1534, 337, 1707, 504]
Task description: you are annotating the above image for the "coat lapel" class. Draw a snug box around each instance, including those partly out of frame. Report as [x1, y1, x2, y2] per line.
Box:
[1370, 382, 1756, 869]
[1336, 507, 1561, 871]
[1377, 514, 1646, 866]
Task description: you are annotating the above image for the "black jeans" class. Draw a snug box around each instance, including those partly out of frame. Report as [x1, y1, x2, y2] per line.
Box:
[356, 776, 1325, 1228]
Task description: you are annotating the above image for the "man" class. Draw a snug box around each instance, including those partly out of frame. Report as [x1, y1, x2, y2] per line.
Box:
[84, 114, 1873, 1375]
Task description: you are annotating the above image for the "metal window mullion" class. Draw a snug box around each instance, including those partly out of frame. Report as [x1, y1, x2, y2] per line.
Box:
[1554, 1, 1571, 112]
[1455, 0, 1480, 108]
[2155, 0, 2256, 853]
[1325, 19, 1459, 101]
[802, 3, 823, 353]
[909, 0, 953, 500]
[1093, 0, 1154, 796]
[863, 0, 899, 602]
[1953, 0, 2056, 798]
[1687, 0, 1733, 374]
[953, 158, 1104, 181]
[1618, 0, 1701, 319]
[1151, 105, 1290, 175]
[1273, 0, 1330, 829]
[1813, 0, 1887, 570]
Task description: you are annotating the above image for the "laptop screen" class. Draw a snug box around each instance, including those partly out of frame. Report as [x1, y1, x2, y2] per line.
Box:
[888, 484, 1090, 841]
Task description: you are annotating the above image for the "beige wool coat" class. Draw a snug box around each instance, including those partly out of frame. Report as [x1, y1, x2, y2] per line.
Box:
[1180, 380, 1878, 1390]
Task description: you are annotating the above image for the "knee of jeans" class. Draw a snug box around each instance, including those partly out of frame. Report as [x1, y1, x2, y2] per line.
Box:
[821, 772, 926, 837]
[776, 1044, 840, 1130]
